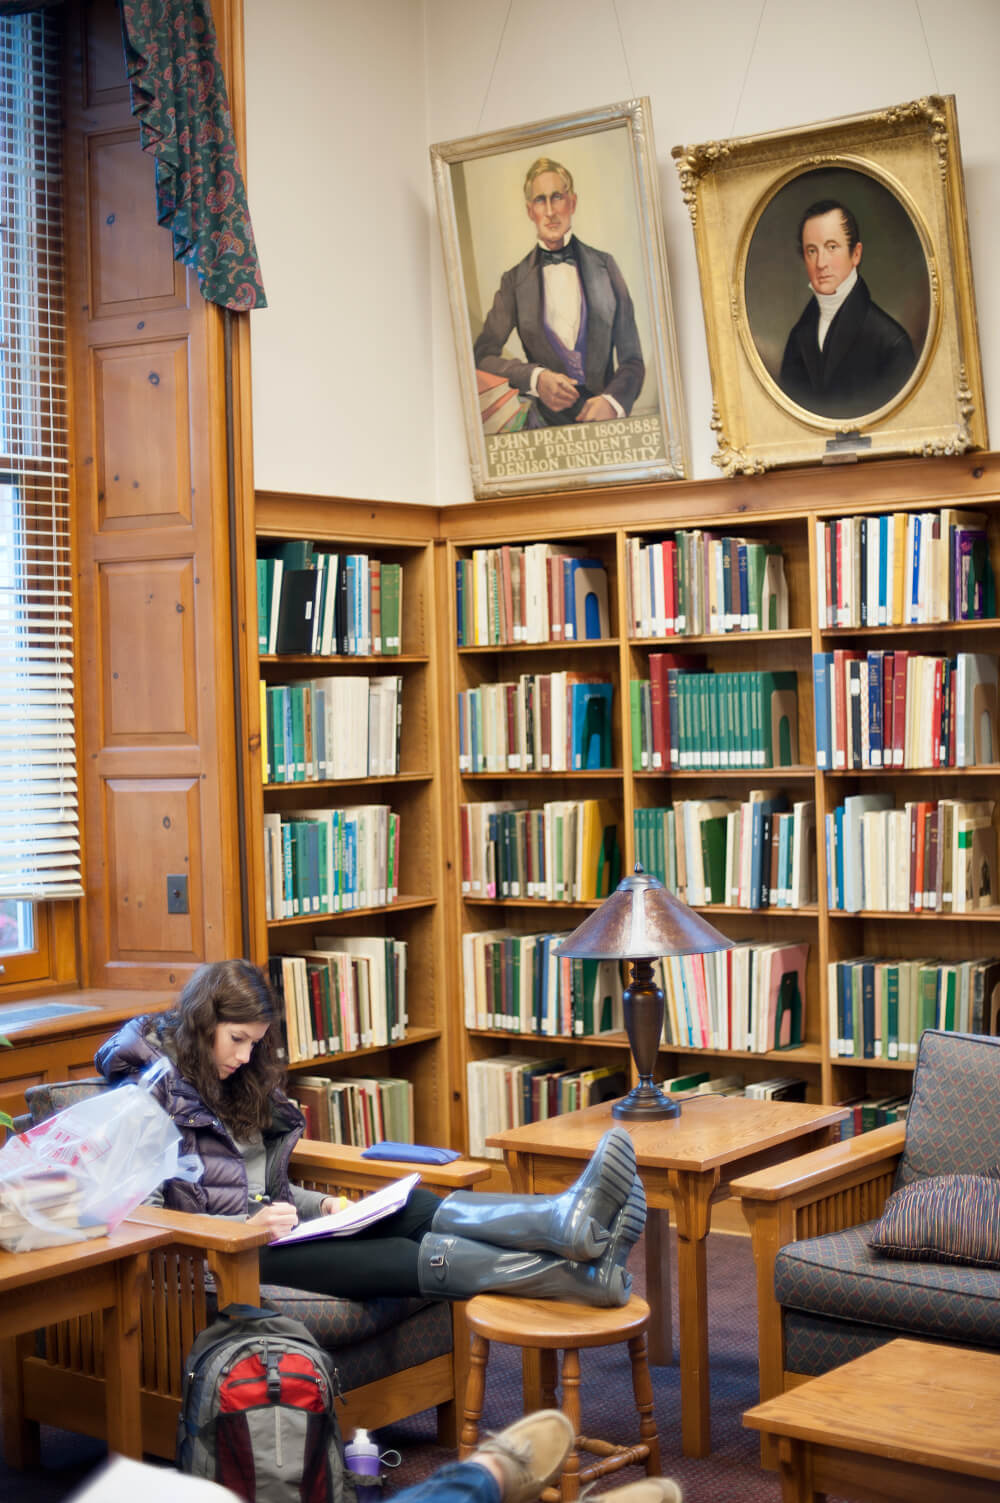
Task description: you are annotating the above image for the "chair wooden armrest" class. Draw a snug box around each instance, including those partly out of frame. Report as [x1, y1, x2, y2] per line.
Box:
[289, 1141, 493, 1194]
[729, 1121, 905, 1412]
[125, 1206, 271, 1307]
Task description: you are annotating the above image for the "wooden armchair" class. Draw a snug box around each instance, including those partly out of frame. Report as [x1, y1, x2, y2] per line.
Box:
[2, 1124, 488, 1468]
[732, 1029, 1000, 1465]
[730, 1119, 906, 1410]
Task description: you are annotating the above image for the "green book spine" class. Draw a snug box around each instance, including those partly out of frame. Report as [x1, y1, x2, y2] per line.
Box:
[630, 678, 644, 770]
[382, 562, 402, 654]
[885, 964, 900, 1059]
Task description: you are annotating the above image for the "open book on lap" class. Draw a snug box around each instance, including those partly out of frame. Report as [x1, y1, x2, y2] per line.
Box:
[270, 1171, 420, 1245]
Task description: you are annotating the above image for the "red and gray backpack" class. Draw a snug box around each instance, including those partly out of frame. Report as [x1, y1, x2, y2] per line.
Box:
[177, 1303, 356, 1503]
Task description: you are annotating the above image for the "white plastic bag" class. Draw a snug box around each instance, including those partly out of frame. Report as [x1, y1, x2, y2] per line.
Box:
[0, 1058, 201, 1252]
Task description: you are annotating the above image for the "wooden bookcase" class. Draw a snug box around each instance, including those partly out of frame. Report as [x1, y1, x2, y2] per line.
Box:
[245, 495, 455, 1146]
[245, 452, 1000, 1152]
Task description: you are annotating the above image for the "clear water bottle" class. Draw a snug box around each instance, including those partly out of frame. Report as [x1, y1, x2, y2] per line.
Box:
[345, 1428, 380, 1479]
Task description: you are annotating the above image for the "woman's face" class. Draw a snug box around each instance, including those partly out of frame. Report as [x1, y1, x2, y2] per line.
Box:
[212, 1020, 270, 1079]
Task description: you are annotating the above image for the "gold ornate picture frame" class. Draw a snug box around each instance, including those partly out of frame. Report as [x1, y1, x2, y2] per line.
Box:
[431, 98, 688, 498]
[672, 96, 987, 475]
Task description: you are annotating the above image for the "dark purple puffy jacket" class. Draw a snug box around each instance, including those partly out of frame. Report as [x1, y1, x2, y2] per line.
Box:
[95, 1015, 305, 1217]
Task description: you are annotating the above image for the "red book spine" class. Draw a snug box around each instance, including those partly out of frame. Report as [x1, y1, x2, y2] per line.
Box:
[892, 649, 909, 767]
[663, 541, 677, 633]
[649, 654, 668, 769]
[882, 651, 894, 764]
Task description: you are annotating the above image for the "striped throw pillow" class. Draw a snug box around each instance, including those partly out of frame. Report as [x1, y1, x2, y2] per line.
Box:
[869, 1174, 1000, 1267]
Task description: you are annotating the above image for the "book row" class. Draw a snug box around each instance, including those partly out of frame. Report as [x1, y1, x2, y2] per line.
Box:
[467, 1055, 628, 1158]
[814, 508, 995, 628]
[262, 805, 400, 921]
[828, 955, 1000, 1061]
[460, 798, 621, 903]
[625, 530, 789, 638]
[812, 648, 999, 771]
[269, 941, 408, 1063]
[261, 674, 402, 784]
[455, 544, 610, 646]
[634, 795, 817, 911]
[462, 927, 625, 1037]
[290, 1074, 413, 1148]
[825, 794, 997, 914]
[631, 668, 800, 771]
[838, 1095, 910, 1139]
[257, 539, 403, 656]
[457, 674, 612, 773]
[653, 940, 808, 1055]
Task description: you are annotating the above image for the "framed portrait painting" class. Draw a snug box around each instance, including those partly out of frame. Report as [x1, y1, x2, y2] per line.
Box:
[431, 98, 688, 499]
[672, 95, 987, 475]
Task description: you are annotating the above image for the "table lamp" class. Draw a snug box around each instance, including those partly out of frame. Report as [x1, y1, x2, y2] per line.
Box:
[553, 865, 733, 1120]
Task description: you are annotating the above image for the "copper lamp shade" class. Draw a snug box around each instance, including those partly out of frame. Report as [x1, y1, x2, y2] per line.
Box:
[554, 866, 733, 1120]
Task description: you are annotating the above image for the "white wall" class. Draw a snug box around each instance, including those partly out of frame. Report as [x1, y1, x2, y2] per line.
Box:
[245, 0, 1000, 504]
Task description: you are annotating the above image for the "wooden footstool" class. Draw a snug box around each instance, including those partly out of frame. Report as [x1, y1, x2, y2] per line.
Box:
[459, 1293, 662, 1503]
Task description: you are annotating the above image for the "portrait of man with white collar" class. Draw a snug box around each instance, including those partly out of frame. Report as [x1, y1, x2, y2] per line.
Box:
[777, 197, 918, 419]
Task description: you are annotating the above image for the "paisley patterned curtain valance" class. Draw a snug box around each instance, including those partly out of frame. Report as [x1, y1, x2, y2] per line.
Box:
[119, 0, 267, 310]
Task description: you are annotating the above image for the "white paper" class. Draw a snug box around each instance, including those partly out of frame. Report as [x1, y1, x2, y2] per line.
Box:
[270, 1171, 420, 1245]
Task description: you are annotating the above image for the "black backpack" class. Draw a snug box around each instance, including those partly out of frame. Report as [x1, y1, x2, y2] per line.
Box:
[177, 1302, 356, 1503]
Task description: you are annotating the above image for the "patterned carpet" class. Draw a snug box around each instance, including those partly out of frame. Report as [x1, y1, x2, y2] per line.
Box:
[0, 1228, 799, 1502]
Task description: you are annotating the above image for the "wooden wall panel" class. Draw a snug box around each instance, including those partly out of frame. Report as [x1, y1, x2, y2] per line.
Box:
[104, 778, 200, 957]
[92, 339, 193, 527]
[66, 0, 245, 989]
[88, 130, 184, 315]
[100, 558, 197, 742]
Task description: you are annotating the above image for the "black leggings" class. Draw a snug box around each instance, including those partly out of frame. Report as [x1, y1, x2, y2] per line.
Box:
[257, 1187, 442, 1300]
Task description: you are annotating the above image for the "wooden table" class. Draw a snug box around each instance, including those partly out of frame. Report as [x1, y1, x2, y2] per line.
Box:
[487, 1093, 847, 1458]
[0, 1218, 171, 1462]
[743, 1338, 1000, 1500]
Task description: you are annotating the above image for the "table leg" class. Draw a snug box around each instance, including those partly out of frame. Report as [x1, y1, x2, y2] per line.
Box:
[669, 1168, 717, 1459]
[102, 1253, 148, 1458]
[777, 1436, 823, 1502]
[643, 1206, 672, 1365]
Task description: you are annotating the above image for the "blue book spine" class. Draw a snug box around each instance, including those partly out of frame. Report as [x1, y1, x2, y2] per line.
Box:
[737, 543, 749, 628]
[563, 558, 578, 641]
[345, 817, 357, 910]
[910, 515, 921, 622]
[812, 653, 831, 769]
[834, 805, 845, 910]
[868, 652, 883, 768]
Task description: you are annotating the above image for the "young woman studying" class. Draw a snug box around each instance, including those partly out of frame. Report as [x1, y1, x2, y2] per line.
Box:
[95, 959, 645, 1306]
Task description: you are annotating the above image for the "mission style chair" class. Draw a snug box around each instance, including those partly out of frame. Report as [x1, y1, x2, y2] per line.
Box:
[1, 1079, 488, 1468]
[730, 1029, 1000, 1460]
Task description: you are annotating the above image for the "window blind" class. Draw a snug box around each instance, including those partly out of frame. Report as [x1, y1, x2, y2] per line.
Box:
[0, 10, 81, 901]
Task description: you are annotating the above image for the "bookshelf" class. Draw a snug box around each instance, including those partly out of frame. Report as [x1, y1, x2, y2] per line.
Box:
[246, 496, 454, 1146]
[439, 452, 1000, 1139]
[244, 452, 1000, 1154]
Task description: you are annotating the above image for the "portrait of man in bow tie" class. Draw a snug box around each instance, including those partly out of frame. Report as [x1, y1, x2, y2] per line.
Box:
[472, 156, 645, 428]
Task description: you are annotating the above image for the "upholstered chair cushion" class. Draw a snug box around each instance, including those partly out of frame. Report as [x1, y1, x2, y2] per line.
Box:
[869, 1173, 1000, 1267]
[23, 1077, 107, 1126]
[897, 1031, 1000, 1188]
[775, 1223, 1000, 1347]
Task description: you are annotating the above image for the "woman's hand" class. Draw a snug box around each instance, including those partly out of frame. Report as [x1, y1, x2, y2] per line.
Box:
[320, 1194, 349, 1217]
[247, 1201, 299, 1239]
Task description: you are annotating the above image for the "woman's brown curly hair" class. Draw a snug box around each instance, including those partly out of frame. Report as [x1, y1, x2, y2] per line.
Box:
[158, 960, 285, 1138]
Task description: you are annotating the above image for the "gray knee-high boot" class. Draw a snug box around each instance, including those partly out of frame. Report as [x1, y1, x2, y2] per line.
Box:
[418, 1172, 647, 1309]
[431, 1126, 637, 1260]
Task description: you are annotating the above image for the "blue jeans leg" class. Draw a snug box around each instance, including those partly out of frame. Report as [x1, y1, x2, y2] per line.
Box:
[388, 1460, 501, 1503]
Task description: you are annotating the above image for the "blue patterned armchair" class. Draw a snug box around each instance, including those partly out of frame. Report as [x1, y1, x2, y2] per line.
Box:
[2, 1079, 486, 1468]
[731, 1030, 1000, 1441]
